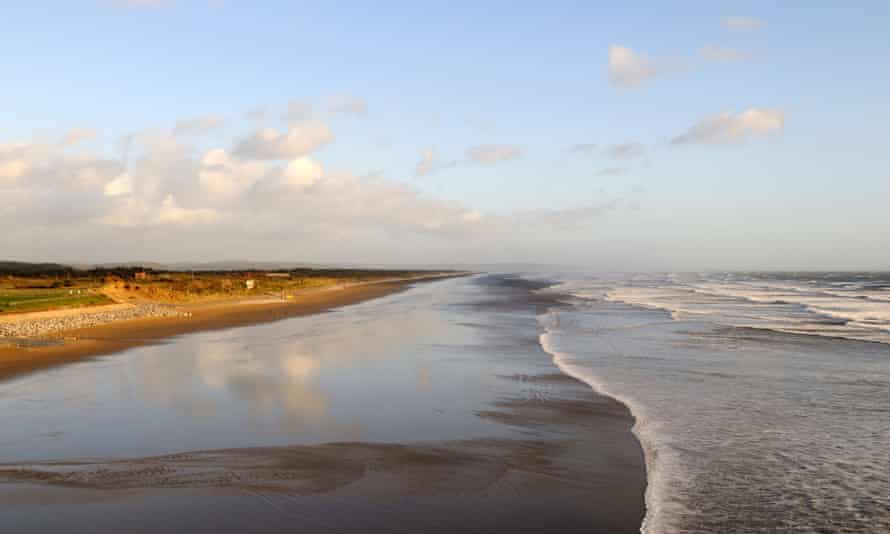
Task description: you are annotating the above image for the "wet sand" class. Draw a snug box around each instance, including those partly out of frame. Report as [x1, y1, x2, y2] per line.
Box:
[1, 379, 644, 533]
[0, 277, 442, 382]
[0, 274, 646, 533]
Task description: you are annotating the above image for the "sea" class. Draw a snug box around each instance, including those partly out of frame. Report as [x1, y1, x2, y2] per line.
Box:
[541, 271, 890, 533]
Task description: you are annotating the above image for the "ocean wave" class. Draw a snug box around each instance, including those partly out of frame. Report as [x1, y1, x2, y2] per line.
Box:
[538, 308, 660, 534]
[534, 272, 890, 533]
[603, 280, 890, 345]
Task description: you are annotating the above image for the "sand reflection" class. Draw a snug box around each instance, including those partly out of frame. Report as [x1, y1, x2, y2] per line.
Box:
[132, 305, 449, 429]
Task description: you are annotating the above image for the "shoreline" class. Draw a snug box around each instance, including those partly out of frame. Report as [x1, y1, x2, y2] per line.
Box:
[0, 274, 462, 382]
[539, 315, 653, 534]
[0, 272, 645, 533]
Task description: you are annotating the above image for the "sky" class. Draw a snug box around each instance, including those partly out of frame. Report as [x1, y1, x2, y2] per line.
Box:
[2, 1, 889, 270]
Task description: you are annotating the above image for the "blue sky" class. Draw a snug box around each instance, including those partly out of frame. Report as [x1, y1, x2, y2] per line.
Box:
[2, 1, 889, 269]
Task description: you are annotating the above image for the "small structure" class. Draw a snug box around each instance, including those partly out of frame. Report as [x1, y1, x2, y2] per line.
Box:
[264, 272, 290, 278]
[245, 279, 256, 290]
[134, 271, 148, 281]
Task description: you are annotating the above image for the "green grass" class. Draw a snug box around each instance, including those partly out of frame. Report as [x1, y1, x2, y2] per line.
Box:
[0, 289, 112, 314]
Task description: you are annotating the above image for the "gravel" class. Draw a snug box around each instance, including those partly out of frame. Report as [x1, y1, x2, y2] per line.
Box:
[0, 304, 182, 339]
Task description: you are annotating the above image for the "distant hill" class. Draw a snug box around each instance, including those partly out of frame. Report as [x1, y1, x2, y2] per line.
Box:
[1, 260, 454, 277]
[0, 261, 74, 275]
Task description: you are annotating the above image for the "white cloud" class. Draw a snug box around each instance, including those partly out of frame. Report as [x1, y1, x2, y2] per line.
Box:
[605, 142, 644, 160]
[72, 163, 116, 188]
[174, 114, 225, 135]
[724, 16, 764, 31]
[0, 143, 36, 185]
[103, 173, 133, 197]
[466, 144, 522, 164]
[0, 126, 495, 242]
[101, 194, 219, 228]
[155, 195, 220, 226]
[0, 159, 30, 184]
[671, 108, 785, 145]
[700, 45, 749, 62]
[1, 108, 632, 264]
[608, 45, 682, 89]
[282, 157, 323, 189]
[100, 195, 152, 227]
[198, 148, 268, 199]
[326, 95, 367, 118]
[233, 123, 334, 160]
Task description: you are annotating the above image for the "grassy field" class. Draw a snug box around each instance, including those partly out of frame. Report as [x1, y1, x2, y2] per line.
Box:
[0, 268, 445, 313]
[0, 289, 113, 314]
[101, 273, 391, 303]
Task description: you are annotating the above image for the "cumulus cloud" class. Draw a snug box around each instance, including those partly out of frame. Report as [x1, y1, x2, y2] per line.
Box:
[69, 159, 121, 189]
[0, 157, 30, 184]
[233, 123, 333, 160]
[724, 16, 764, 31]
[155, 195, 220, 226]
[101, 194, 219, 227]
[608, 45, 681, 89]
[0, 123, 494, 248]
[0, 143, 33, 184]
[244, 167, 489, 238]
[198, 148, 267, 199]
[466, 144, 522, 164]
[2, 108, 625, 263]
[103, 173, 132, 197]
[174, 114, 225, 135]
[325, 95, 367, 118]
[282, 157, 323, 189]
[604, 142, 645, 160]
[671, 108, 785, 145]
[700, 45, 749, 62]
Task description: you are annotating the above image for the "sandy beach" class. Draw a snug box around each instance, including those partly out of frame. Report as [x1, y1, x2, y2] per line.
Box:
[0, 274, 647, 533]
[0, 275, 452, 382]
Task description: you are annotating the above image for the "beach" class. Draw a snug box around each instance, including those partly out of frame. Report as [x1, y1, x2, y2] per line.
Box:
[0, 275, 453, 381]
[0, 274, 647, 533]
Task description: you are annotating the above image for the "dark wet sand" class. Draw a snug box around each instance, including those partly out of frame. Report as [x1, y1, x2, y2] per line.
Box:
[0, 274, 646, 533]
[1, 384, 644, 533]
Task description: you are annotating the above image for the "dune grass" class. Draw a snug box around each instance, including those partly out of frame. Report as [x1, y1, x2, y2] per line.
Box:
[0, 289, 112, 314]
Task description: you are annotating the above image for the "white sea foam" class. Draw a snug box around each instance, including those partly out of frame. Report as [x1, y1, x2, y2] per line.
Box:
[541, 272, 890, 533]
[606, 277, 890, 344]
[539, 309, 663, 534]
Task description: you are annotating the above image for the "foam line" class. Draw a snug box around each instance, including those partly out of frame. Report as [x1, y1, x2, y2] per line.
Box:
[538, 308, 662, 534]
